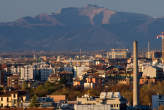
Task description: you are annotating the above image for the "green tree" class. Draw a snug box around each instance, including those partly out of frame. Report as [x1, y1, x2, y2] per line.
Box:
[22, 81, 28, 90]
[86, 89, 100, 96]
[29, 95, 39, 107]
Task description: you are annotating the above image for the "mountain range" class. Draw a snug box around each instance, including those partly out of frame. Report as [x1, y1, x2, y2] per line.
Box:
[0, 5, 163, 51]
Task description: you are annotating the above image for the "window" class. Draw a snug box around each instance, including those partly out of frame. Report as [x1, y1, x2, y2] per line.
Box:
[1, 98, 3, 101]
[13, 94, 16, 98]
[1, 104, 3, 107]
[7, 97, 9, 102]
[14, 100, 16, 104]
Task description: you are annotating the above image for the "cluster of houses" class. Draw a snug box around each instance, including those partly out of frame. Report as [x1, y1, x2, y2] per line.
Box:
[0, 49, 163, 109]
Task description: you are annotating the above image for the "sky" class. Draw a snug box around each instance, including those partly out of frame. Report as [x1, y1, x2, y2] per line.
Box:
[1, 0, 164, 22]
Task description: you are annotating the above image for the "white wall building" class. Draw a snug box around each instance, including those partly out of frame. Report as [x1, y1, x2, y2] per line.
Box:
[75, 92, 127, 110]
[74, 104, 111, 110]
[107, 49, 129, 59]
[20, 65, 34, 80]
[19, 62, 54, 81]
[74, 65, 90, 79]
[142, 66, 163, 78]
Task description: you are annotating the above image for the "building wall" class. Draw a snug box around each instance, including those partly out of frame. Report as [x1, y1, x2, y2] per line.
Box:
[0, 93, 21, 107]
[74, 66, 90, 78]
[76, 92, 126, 110]
[142, 66, 156, 78]
[0, 96, 11, 107]
[107, 49, 129, 59]
[48, 95, 66, 103]
[74, 104, 111, 110]
[40, 68, 53, 81]
[7, 75, 19, 89]
[20, 65, 34, 80]
[142, 66, 163, 78]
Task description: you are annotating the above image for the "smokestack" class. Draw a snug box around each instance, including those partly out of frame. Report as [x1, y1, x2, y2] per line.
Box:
[147, 41, 151, 59]
[162, 38, 164, 64]
[133, 40, 139, 107]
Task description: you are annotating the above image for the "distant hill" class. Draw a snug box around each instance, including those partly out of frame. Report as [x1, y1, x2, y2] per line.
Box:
[0, 5, 163, 51]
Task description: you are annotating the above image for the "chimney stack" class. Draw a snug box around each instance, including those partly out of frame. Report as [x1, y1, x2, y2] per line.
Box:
[162, 38, 164, 64]
[133, 40, 139, 107]
[147, 41, 151, 59]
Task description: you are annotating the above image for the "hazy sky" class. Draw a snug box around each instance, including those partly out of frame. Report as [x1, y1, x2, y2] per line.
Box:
[1, 0, 164, 22]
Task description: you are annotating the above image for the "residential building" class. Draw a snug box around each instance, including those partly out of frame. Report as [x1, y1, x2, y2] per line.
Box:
[48, 74, 59, 83]
[75, 92, 127, 110]
[0, 69, 7, 87]
[7, 74, 19, 89]
[74, 65, 90, 79]
[107, 49, 129, 59]
[0, 91, 26, 108]
[142, 66, 163, 79]
[48, 95, 66, 103]
[59, 71, 74, 85]
[37, 97, 55, 107]
[20, 65, 34, 80]
[139, 77, 156, 85]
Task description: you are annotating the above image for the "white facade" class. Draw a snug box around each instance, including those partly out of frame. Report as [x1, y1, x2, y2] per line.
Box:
[18, 62, 54, 81]
[74, 104, 111, 110]
[84, 82, 94, 89]
[74, 65, 90, 79]
[20, 65, 34, 80]
[107, 49, 129, 59]
[75, 92, 126, 110]
[142, 66, 163, 78]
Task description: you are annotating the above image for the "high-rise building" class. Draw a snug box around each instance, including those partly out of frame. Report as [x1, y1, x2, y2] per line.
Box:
[20, 65, 34, 80]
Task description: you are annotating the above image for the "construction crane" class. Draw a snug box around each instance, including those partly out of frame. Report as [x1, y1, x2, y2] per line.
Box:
[157, 32, 164, 64]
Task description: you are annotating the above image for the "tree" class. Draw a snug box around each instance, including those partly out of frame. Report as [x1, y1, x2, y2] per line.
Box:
[29, 95, 39, 107]
[22, 81, 28, 90]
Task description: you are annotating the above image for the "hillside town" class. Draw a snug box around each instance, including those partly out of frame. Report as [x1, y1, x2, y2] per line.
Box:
[0, 41, 163, 110]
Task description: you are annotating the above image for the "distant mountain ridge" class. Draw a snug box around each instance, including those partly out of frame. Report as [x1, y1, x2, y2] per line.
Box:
[0, 5, 163, 51]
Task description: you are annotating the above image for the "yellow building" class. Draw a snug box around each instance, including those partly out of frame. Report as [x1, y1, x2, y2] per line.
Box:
[0, 91, 26, 108]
